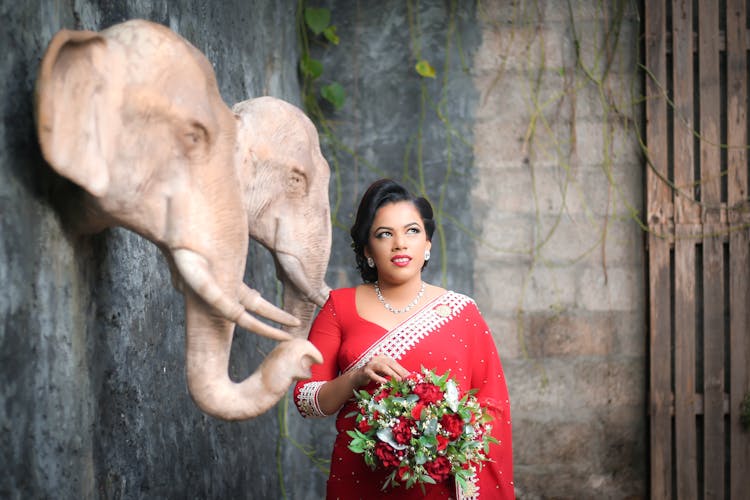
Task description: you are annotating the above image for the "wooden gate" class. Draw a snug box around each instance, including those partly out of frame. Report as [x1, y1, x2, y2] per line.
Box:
[645, 1, 750, 498]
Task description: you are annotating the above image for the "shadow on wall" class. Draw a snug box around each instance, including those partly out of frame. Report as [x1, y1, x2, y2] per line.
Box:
[1, 2, 337, 498]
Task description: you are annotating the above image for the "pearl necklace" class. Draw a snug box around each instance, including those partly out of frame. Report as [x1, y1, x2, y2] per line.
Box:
[374, 281, 426, 314]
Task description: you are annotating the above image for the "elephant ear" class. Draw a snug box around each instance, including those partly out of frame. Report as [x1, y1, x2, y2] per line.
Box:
[35, 29, 121, 197]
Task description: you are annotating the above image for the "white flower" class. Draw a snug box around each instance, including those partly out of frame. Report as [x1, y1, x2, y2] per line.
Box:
[445, 379, 459, 412]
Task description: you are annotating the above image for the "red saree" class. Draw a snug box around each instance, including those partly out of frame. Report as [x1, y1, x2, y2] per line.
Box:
[294, 288, 514, 499]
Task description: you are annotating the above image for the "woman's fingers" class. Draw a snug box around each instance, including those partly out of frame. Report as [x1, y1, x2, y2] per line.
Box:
[364, 356, 410, 384]
[382, 356, 410, 379]
[392, 362, 411, 379]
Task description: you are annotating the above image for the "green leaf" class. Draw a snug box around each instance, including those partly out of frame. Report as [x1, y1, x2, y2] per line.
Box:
[320, 82, 345, 110]
[300, 55, 323, 80]
[323, 25, 340, 45]
[420, 473, 437, 484]
[406, 475, 416, 489]
[455, 474, 468, 490]
[304, 7, 331, 35]
[382, 470, 398, 491]
[415, 59, 436, 78]
[455, 468, 471, 480]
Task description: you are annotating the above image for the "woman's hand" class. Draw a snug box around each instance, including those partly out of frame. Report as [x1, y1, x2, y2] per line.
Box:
[317, 356, 410, 415]
[353, 355, 410, 388]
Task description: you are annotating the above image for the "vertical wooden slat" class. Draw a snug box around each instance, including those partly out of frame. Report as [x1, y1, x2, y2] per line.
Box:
[646, 2, 672, 499]
[726, 1, 750, 498]
[698, 1, 725, 499]
[648, 241, 673, 500]
[672, 1, 698, 498]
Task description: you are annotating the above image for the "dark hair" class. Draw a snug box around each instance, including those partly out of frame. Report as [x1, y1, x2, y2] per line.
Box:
[350, 179, 436, 283]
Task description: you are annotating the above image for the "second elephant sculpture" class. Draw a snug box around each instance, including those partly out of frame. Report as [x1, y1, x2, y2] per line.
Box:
[35, 19, 330, 420]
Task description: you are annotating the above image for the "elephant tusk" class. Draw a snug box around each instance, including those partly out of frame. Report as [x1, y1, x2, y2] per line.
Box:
[239, 284, 300, 327]
[276, 252, 329, 307]
[173, 248, 291, 342]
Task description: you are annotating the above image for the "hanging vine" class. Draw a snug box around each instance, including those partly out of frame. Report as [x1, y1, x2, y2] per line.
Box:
[277, 0, 750, 495]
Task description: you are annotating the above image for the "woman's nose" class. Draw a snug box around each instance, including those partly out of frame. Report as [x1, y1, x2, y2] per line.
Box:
[393, 234, 406, 250]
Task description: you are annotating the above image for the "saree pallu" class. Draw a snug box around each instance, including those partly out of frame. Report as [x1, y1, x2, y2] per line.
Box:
[294, 288, 514, 500]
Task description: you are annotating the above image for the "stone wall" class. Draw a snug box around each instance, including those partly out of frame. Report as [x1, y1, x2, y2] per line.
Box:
[471, 2, 646, 498]
[310, 1, 646, 498]
[0, 1, 330, 499]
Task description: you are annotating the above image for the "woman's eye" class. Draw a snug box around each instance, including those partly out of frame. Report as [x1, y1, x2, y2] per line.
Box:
[375, 231, 392, 239]
[407, 227, 421, 234]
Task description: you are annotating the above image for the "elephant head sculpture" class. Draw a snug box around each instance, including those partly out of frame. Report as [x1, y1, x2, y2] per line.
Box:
[35, 19, 330, 420]
[233, 97, 332, 338]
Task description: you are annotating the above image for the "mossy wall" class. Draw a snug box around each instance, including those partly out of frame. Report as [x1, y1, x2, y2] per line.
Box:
[307, 1, 647, 498]
[0, 1, 328, 498]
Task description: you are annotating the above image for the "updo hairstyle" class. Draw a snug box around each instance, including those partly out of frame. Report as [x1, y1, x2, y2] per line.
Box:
[349, 179, 435, 283]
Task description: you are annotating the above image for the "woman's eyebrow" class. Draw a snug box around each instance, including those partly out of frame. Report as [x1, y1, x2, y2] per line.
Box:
[374, 221, 421, 232]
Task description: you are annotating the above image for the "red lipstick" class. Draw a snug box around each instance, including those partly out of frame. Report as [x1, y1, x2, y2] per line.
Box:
[391, 254, 412, 267]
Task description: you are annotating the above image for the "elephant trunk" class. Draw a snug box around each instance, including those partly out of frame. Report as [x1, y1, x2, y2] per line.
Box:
[184, 290, 322, 420]
[272, 210, 331, 338]
[281, 285, 320, 338]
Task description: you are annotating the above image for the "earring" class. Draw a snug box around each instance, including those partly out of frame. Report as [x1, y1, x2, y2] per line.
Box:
[424, 250, 431, 261]
[367, 257, 375, 268]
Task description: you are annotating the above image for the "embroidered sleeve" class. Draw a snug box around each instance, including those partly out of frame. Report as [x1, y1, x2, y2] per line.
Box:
[295, 380, 328, 418]
[293, 292, 343, 418]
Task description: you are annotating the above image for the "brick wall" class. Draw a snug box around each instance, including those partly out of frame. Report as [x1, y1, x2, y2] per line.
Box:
[472, 2, 646, 498]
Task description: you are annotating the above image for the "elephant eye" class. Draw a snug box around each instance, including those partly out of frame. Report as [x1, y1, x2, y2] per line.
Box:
[286, 170, 307, 196]
[179, 122, 209, 160]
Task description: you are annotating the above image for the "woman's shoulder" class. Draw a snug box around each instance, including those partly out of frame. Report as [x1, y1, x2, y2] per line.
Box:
[430, 286, 474, 303]
[326, 286, 357, 308]
[329, 286, 357, 297]
[438, 290, 481, 313]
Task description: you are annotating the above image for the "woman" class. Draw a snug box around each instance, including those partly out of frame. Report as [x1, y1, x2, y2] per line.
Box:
[294, 179, 514, 499]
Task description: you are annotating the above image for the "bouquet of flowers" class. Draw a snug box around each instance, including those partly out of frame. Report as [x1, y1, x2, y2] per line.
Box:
[346, 367, 496, 492]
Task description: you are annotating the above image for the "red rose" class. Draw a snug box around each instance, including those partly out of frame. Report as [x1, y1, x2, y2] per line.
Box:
[357, 419, 372, 433]
[392, 418, 413, 445]
[413, 383, 443, 405]
[375, 389, 390, 402]
[436, 434, 450, 451]
[411, 402, 426, 420]
[374, 442, 402, 468]
[440, 413, 464, 439]
[424, 456, 452, 482]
